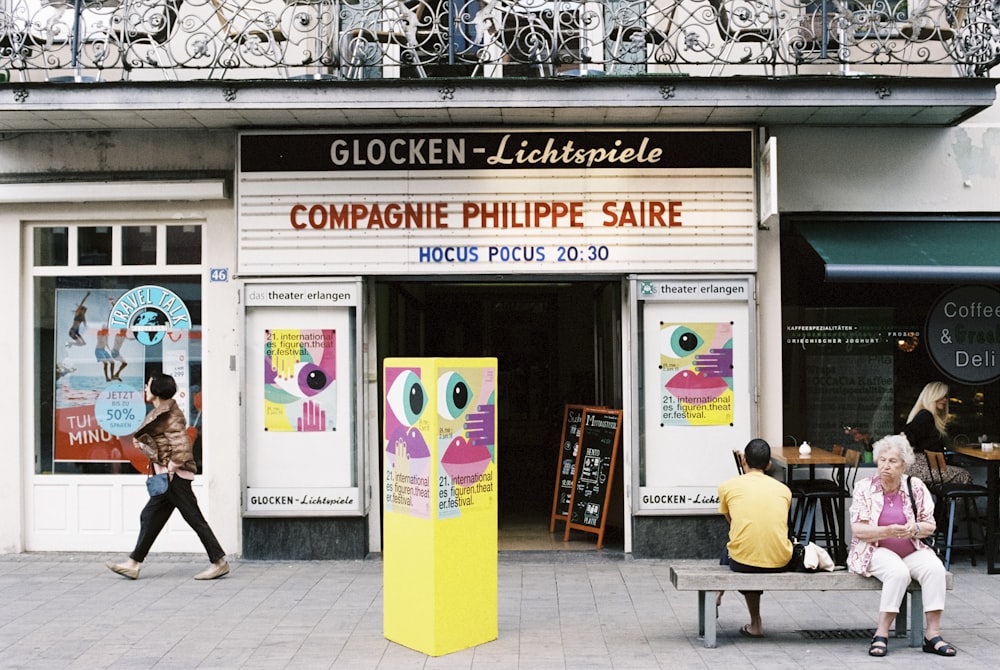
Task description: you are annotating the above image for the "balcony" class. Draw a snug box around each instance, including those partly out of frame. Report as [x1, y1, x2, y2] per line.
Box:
[1, 0, 999, 83]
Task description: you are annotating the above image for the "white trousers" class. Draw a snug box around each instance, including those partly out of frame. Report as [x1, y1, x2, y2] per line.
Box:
[868, 546, 947, 614]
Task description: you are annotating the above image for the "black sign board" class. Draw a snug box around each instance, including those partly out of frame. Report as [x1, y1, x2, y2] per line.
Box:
[240, 130, 753, 173]
[926, 285, 1000, 384]
[549, 405, 587, 532]
[564, 408, 622, 548]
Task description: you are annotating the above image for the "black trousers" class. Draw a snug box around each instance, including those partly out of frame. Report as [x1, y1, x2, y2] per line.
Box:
[130, 475, 225, 564]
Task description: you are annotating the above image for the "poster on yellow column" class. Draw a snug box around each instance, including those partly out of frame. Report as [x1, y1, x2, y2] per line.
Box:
[436, 365, 497, 519]
[383, 358, 498, 656]
[383, 365, 433, 518]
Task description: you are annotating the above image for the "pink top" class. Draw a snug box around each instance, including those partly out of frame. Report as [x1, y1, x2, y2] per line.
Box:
[878, 492, 915, 558]
[847, 474, 935, 576]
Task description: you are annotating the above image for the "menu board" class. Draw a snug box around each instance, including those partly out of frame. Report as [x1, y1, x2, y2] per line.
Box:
[564, 408, 622, 548]
[549, 405, 587, 532]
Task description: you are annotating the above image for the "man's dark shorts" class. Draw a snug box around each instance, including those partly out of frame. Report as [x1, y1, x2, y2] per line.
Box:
[720, 546, 804, 595]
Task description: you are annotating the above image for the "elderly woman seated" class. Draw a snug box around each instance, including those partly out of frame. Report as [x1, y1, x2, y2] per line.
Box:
[848, 433, 956, 658]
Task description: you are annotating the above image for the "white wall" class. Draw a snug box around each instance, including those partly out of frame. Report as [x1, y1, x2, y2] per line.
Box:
[773, 96, 1000, 213]
[196, 203, 242, 557]
[0, 212, 24, 552]
[0, 130, 234, 173]
[756, 220, 784, 448]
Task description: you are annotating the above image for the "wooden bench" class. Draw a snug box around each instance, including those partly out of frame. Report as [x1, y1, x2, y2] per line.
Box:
[669, 563, 954, 648]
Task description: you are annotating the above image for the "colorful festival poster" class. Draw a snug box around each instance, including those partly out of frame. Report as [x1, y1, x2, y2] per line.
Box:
[658, 321, 734, 426]
[383, 366, 434, 518]
[436, 365, 497, 520]
[264, 329, 337, 432]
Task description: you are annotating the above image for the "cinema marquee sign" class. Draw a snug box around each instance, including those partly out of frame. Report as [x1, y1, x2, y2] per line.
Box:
[237, 129, 757, 276]
[240, 130, 751, 172]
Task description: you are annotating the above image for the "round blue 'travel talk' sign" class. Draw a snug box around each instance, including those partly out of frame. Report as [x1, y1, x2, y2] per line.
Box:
[107, 285, 191, 347]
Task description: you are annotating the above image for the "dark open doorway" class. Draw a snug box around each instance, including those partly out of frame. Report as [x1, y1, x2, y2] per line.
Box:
[375, 279, 624, 550]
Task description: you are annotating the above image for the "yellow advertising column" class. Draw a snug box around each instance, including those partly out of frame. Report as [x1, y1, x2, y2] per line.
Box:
[382, 357, 498, 656]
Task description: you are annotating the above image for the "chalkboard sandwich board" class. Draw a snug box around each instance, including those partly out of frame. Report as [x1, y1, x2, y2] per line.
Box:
[549, 404, 587, 533]
[563, 408, 622, 549]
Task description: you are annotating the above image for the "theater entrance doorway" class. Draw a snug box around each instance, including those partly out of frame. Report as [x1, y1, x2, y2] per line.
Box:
[375, 279, 625, 550]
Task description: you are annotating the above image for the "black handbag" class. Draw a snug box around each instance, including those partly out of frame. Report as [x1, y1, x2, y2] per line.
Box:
[791, 540, 810, 572]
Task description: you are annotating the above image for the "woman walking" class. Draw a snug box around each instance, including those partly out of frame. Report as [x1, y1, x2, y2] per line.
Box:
[107, 372, 228, 580]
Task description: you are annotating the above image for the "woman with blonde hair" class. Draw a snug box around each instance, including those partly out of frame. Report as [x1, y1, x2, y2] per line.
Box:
[903, 382, 972, 485]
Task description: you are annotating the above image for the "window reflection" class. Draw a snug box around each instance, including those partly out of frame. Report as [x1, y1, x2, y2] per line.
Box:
[34, 227, 68, 266]
[123, 226, 157, 265]
[36, 277, 202, 475]
[31, 220, 204, 475]
[166, 225, 202, 265]
[79, 226, 113, 266]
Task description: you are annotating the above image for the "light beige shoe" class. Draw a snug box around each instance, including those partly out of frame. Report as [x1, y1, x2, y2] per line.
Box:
[106, 561, 139, 580]
[194, 560, 229, 580]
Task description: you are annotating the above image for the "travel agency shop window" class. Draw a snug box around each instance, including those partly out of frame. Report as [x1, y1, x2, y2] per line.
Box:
[782, 216, 1000, 453]
[29, 221, 202, 550]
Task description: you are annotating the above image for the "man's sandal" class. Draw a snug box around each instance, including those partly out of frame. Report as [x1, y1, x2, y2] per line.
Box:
[922, 636, 957, 657]
[868, 635, 888, 657]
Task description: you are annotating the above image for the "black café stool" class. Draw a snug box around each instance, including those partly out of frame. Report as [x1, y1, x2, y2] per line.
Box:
[925, 451, 987, 569]
[793, 448, 861, 559]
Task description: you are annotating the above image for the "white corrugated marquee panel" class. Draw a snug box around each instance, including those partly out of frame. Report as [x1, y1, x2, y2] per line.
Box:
[237, 133, 756, 277]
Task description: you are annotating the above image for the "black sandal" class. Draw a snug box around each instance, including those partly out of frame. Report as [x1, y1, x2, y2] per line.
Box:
[922, 635, 957, 656]
[868, 635, 888, 657]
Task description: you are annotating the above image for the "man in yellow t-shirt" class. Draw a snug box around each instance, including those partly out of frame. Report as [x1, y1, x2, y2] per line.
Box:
[718, 438, 796, 638]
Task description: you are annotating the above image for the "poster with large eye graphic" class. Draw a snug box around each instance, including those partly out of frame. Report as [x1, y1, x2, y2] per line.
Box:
[264, 329, 337, 432]
[382, 358, 498, 657]
[658, 322, 734, 426]
[435, 365, 497, 519]
[384, 366, 434, 519]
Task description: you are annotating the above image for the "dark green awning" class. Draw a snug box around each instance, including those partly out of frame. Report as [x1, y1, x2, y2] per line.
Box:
[797, 221, 1000, 283]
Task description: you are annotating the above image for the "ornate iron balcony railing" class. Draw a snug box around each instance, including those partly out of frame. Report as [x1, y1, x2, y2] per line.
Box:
[1, 0, 999, 82]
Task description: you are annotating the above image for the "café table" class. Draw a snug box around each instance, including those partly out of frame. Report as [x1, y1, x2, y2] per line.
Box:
[771, 445, 847, 564]
[952, 445, 1000, 574]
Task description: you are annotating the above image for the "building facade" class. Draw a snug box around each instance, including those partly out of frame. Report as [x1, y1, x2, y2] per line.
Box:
[3, 0, 1000, 559]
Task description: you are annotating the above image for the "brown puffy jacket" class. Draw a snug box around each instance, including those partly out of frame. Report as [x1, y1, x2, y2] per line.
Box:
[134, 398, 197, 473]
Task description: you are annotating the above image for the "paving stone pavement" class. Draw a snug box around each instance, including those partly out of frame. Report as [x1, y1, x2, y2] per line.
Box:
[1, 551, 998, 669]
